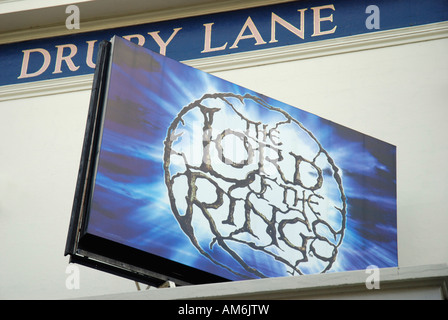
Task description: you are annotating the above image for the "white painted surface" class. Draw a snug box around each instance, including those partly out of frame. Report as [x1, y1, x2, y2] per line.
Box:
[81, 264, 448, 300]
[0, 91, 136, 299]
[0, 4, 447, 299]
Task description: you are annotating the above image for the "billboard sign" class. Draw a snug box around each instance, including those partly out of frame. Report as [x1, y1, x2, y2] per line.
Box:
[65, 36, 397, 285]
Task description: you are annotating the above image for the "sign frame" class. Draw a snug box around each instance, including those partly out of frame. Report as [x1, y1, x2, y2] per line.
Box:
[65, 35, 397, 286]
[64, 40, 228, 286]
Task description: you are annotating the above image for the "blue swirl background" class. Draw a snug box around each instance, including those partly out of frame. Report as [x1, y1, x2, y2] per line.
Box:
[86, 37, 397, 280]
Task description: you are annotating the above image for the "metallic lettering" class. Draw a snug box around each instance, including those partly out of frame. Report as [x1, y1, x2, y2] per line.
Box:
[18, 48, 51, 79]
[201, 23, 228, 53]
[123, 34, 146, 46]
[270, 9, 307, 43]
[53, 44, 80, 74]
[147, 27, 182, 56]
[311, 4, 337, 37]
[230, 16, 266, 49]
[85, 40, 97, 69]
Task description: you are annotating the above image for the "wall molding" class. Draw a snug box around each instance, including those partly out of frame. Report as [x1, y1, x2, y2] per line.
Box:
[0, 74, 94, 101]
[80, 263, 448, 300]
[1, 21, 447, 102]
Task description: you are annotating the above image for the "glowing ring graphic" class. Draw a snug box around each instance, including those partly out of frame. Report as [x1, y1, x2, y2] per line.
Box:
[164, 93, 347, 279]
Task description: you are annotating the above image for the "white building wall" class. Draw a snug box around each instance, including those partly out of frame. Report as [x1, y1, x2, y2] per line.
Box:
[0, 90, 136, 299]
[0, 4, 447, 299]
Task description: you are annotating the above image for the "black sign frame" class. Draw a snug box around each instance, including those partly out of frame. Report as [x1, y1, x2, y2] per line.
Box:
[64, 40, 228, 287]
